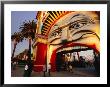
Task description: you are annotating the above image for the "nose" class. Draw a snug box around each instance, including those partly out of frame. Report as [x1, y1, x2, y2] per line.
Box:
[61, 26, 68, 41]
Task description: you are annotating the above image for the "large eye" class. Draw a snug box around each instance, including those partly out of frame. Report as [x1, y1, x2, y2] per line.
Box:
[69, 19, 88, 29]
[49, 28, 62, 38]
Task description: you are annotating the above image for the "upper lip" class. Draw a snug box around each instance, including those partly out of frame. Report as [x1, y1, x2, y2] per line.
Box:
[57, 45, 92, 53]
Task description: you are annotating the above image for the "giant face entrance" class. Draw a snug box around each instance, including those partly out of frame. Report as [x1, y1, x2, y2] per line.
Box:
[47, 11, 100, 76]
[56, 47, 100, 76]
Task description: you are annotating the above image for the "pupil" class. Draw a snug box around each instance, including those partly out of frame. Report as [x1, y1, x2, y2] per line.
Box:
[75, 23, 81, 29]
[76, 24, 80, 27]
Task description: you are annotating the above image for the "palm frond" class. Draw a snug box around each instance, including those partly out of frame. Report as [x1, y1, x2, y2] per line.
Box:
[11, 32, 23, 43]
[19, 20, 36, 40]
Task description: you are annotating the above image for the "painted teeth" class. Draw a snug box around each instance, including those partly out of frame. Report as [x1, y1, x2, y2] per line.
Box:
[57, 46, 88, 53]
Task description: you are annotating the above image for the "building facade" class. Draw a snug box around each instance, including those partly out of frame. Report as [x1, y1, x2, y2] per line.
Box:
[32, 11, 100, 72]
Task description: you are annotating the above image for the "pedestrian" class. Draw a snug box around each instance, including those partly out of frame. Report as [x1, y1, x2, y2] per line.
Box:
[13, 61, 17, 70]
[27, 59, 33, 76]
[48, 63, 51, 76]
[23, 59, 33, 77]
[23, 64, 29, 77]
[43, 65, 46, 77]
[94, 53, 100, 76]
[68, 64, 74, 73]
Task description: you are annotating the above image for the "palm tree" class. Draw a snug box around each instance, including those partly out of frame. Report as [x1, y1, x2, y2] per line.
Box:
[11, 32, 23, 59]
[19, 20, 36, 60]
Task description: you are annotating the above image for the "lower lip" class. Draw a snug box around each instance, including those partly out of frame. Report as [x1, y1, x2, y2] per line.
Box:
[56, 42, 98, 53]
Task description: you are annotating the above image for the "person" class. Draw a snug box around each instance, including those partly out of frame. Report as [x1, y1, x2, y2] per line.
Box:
[12, 61, 17, 70]
[64, 54, 69, 71]
[48, 63, 51, 76]
[28, 60, 33, 76]
[23, 64, 29, 77]
[43, 65, 46, 77]
[94, 53, 100, 76]
[68, 64, 74, 73]
[23, 59, 33, 77]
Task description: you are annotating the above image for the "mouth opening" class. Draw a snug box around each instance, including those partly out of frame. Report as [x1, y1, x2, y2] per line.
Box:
[54, 42, 100, 76]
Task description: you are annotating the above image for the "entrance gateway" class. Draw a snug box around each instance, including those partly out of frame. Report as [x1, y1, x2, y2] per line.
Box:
[32, 11, 100, 74]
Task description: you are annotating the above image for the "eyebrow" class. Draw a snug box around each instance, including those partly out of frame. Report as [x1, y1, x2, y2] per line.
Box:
[70, 14, 86, 20]
[71, 14, 81, 19]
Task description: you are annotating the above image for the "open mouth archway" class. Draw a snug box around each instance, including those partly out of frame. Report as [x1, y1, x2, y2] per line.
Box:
[50, 43, 100, 76]
[34, 11, 100, 76]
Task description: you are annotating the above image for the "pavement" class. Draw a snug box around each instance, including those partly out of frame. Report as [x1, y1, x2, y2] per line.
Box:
[11, 65, 98, 77]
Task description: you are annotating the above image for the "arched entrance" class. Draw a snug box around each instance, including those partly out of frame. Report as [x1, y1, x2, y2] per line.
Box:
[34, 11, 100, 77]
[50, 43, 100, 76]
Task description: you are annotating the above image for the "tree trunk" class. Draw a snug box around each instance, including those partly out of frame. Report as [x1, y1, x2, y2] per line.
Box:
[28, 38, 31, 60]
[11, 42, 17, 59]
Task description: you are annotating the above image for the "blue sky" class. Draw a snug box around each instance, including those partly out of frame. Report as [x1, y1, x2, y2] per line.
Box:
[11, 11, 37, 57]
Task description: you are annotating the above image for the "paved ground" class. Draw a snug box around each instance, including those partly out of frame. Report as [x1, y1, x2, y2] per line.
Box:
[11, 65, 98, 77]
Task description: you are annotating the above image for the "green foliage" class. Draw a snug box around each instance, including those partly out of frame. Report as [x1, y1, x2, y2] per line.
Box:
[11, 32, 23, 43]
[19, 20, 36, 40]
